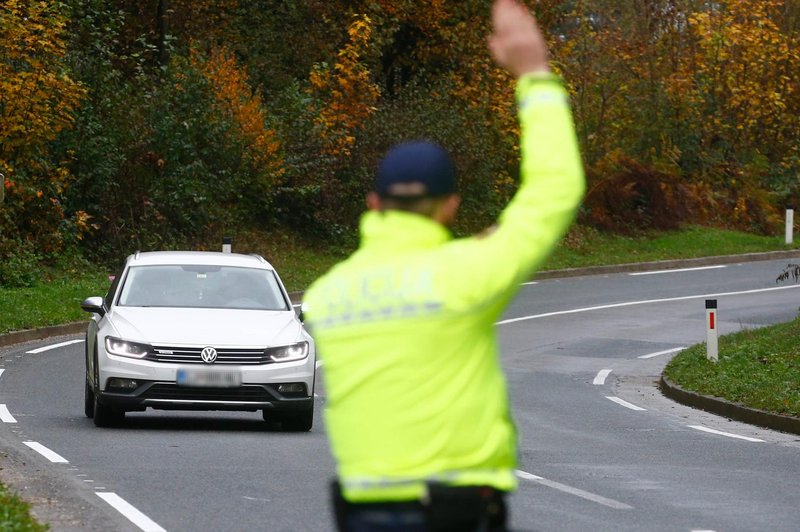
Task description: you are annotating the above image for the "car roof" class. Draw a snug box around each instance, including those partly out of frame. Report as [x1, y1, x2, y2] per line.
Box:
[126, 251, 275, 270]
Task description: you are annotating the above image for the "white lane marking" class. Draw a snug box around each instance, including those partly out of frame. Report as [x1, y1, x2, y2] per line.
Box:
[593, 369, 612, 385]
[521, 281, 538, 286]
[629, 265, 727, 276]
[293, 303, 302, 308]
[516, 470, 633, 510]
[23, 441, 69, 463]
[496, 285, 800, 326]
[688, 425, 764, 442]
[0, 368, 5, 379]
[26, 339, 84, 354]
[96, 492, 166, 532]
[638, 347, 686, 359]
[606, 397, 646, 411]
[315, 360, 323, 369]
[0, 405, 17, 423]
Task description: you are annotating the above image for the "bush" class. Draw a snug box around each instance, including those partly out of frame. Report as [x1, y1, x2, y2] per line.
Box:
[0, 239, 41, 288]
[582, 153, 710, 233]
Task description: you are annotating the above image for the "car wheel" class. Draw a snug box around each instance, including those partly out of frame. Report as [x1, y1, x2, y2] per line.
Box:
[281, 406, 314, 432]
[93, 393, 124, 427]
[84, 379, 95, 418]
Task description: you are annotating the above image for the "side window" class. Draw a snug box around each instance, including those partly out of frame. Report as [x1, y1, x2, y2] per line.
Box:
[104, 263, 126, 308]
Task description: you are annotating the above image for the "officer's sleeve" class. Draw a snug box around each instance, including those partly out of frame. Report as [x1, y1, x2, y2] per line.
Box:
[440, 74, 585, 314]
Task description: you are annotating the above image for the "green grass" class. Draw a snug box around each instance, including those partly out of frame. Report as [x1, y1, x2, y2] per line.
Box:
[0, 484, 48, 532]
[543, 225, 797, 270]
[0, 270, 110, 335]
[664, 319, 800, 417]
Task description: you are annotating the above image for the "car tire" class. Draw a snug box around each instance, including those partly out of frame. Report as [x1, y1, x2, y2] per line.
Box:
[281, 405, 314, 432]
[84, 379, 95, 418]
[282, 412, 313, 432]
[93, 394, 124, 427]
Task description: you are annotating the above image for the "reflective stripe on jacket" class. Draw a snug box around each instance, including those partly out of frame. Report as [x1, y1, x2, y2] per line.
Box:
[303, 74, 585, 503]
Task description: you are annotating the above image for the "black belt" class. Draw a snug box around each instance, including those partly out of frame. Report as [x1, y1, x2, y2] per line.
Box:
[331, 480, 509, 532]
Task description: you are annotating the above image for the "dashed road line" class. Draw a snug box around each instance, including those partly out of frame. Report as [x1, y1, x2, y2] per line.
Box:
[96, 492, 166, 532]
[23, 441, 69, 463]
[606, 397, 646, 411]
[593, 369, 612, 385]
[0, 368, 5, 379]
[516, 470, 633, 510]
[628, 265, 727, 276]
[26, 339, 84, 354]
[638, 347, 685, 359]
[0, 404, 17, 423]
[688, 425, 764, 442]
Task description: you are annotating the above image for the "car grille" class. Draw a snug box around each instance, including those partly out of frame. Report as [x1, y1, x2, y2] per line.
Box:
[146, 345, 271, 365]
[142, 383, 276, 402]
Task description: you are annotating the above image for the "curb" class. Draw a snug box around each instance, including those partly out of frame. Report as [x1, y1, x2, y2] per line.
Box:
[0, 321, 87, 348]
[660, 375, 800, 436]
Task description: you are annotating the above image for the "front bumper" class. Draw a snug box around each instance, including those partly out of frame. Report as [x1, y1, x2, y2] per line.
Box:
[99, 380, 314, 412]
[97, 346, 315, 412]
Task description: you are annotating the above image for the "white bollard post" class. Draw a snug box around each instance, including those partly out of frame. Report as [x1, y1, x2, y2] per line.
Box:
[786, 208, 794, 245]
[705, 299, 718, 362]
[222, 236, 232, 253]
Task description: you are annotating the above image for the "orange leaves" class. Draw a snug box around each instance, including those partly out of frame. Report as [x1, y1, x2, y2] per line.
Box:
[0, 0, 84, 157]
[0, 0, 85, 255]
[677, 0, 798, 137]
[309, 14, 381, 158]
[191, 46, 283, 181]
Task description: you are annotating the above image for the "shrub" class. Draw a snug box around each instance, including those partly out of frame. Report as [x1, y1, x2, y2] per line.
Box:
[583, 153, 709, 233]
[0, 239, 41, 288]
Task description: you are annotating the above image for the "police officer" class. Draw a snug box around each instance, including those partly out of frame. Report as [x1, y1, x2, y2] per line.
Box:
[303, 0, 585, 530]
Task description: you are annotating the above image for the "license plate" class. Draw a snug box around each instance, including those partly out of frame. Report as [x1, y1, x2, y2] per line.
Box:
[176, 368, 242, 388]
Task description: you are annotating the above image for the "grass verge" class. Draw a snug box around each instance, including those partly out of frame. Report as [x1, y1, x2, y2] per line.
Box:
[544, 225, 796, 270]
[0, 484, 48, 531]
[664, 319, 800, 418]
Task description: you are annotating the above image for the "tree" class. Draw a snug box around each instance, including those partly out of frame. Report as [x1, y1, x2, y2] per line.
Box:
[0, 0, 86, 260]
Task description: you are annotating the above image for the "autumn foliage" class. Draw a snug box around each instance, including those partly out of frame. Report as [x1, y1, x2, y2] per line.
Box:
[2, 0, 800, 278]
[0, 0, 85, 271]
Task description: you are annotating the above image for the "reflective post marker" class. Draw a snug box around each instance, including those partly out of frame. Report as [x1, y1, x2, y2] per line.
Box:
[786, 208, 794, 245]
[222, 236, 232, 253]
[706, 299, 718, 362]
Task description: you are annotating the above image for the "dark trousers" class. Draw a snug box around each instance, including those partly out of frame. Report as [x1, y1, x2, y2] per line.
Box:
[332, 482, 509, 532]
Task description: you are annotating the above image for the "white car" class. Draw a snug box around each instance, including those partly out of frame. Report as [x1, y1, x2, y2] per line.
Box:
[81, 251, 315, 430]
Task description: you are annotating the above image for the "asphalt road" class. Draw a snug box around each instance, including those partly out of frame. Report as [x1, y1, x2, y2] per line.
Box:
[2, 258, 800, 531]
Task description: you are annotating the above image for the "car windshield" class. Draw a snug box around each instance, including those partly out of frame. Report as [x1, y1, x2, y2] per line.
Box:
[117, 265, 289, 310]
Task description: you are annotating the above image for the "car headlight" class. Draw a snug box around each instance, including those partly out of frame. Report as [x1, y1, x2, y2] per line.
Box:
[265, 341, 309, 362]
[105, 336, 151, 359]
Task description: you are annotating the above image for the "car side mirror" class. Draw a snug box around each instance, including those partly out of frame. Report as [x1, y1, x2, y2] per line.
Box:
[298, 302, 307, 323]
[81, 296, 106, 317]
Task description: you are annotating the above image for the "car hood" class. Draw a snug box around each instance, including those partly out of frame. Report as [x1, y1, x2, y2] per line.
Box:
[107, 307, 302, 347]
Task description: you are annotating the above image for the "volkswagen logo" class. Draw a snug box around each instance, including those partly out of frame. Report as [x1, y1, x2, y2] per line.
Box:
[200, 346, 218, 364]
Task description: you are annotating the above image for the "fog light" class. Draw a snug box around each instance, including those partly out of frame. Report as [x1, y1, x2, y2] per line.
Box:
[277, 383, 305, 394]
[108, 378, 138, 391]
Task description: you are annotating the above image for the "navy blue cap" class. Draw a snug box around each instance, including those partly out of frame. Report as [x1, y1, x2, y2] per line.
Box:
[375, 141, 457, 198]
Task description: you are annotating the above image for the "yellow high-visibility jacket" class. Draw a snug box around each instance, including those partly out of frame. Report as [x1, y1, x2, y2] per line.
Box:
[303, 74, 585, 503]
